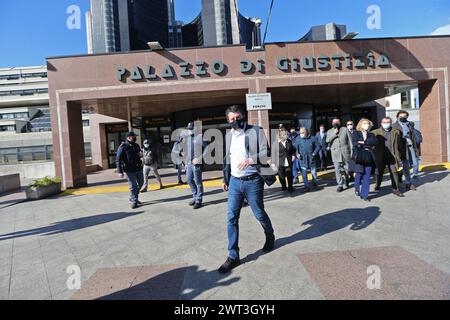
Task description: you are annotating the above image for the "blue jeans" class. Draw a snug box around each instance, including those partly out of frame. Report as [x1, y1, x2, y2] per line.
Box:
[126, 170, 144, 205]
[227, 176, 274, 260]
[186, 164, 203, 204]
[292, 159, 300, 181]
[402, 145, 419, 183]
[301, 166, 318, 187]
[177, 164, 184, 182]
[354, 164, 372, 199]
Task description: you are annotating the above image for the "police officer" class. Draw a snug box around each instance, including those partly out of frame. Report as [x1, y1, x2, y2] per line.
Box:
[116, 132, 144, 209]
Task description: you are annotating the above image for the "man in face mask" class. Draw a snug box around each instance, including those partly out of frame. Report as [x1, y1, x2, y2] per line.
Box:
[182, 122, 206, 209]
[288, 128, 301, 183]
[116, 132, 144, 209]
[392, 110, 418, 191]
[315, 124, 328, 171]
[326, 118, 353, 192]
[372, 117, 404, 197]
[220, 105, 275, 274]
[347, 121, 355, 134]
[141, 139, 163, 192]
[295, 127, 321, 191]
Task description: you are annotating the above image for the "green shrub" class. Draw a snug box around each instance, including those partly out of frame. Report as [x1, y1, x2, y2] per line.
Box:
[29, 176, 61, 188]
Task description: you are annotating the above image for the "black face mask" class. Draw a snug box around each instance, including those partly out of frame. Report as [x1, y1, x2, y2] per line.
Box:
[230, 118, 246, 130]
[399, 117, 408, 123]
[333, 123, 341, 129]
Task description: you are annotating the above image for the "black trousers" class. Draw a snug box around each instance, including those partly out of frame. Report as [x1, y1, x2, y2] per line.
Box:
[278, 166, 294, 189]
[376, 162, 400, 191]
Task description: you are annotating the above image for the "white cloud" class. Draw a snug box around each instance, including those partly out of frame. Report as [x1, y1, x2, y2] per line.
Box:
[431, 24, 450, 35]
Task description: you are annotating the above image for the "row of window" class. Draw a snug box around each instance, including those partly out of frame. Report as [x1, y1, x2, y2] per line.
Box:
[0, 88, 49, 97]
[0, 112, 29, 120]
[0, 143, 91, 164]
[0, 72, 47, 81]
[0, 125, 15, 132]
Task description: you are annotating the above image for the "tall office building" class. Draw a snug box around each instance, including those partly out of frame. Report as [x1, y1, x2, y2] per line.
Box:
[88, 0, 170, 53]
[87, 0, 261, 53]
[183, 0, 261, 49]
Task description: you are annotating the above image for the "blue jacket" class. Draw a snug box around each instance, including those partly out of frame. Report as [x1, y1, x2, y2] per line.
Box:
[294, 135, 321, 168]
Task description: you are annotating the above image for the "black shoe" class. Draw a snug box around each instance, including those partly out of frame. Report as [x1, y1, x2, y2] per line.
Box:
[374, 185, 381, 192]
[242, 200, 249, 207]
[218, 257, 241, 274]
[262, 235, 275, 252]
[337, 186, 344, 193]
[288, 187, 295, 193]
[178, 180, 185, 185]
[189, 200, 196, 206]
[140, 189, 147, 193]
[345, 180, 350, 189]
[281, 186, 287, 191]
[131, 202, 138, 209]
[361, 196, 370, 202]
[393, 190, 404, 197]
[193, 203, 202, 209]
[355, 190, 360, 197]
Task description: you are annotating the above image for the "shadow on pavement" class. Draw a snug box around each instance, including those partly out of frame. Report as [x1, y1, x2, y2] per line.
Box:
[92, 265, 239, 300]
[0, 211, 143, 241]
[242, 206, 381, 265]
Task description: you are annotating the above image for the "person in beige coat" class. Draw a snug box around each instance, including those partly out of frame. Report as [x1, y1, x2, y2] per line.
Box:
[326, 118, 353, 192]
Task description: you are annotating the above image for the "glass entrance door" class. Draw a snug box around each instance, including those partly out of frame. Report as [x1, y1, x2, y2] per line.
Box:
[107, 131, 127, 168]
[144, 126, 173, 168]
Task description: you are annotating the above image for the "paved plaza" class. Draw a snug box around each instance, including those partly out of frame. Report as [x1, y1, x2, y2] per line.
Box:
[0, 168, 449, 300]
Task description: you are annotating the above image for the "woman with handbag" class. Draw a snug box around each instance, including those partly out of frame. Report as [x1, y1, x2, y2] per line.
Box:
[350, 118, 378, 202]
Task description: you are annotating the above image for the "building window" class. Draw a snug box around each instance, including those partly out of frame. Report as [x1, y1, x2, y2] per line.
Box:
[0, 125, 15, 132]
[401, 91, 411, 107]
[82, 120, 90, 127]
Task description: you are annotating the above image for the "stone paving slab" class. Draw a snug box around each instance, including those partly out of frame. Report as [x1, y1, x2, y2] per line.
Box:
[298, 246, 450, 300]
[72, 263, 187, 300]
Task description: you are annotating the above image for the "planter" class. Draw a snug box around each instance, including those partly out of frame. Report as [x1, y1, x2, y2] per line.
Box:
[26, 182, 62, 200]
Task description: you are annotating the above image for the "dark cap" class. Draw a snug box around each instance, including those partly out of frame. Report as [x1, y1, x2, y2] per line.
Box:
[126, 131, 138, 137]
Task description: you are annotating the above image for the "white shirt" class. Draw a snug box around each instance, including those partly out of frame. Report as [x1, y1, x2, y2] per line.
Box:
[230, 128, 257, 178]
[279, 140, 290, 167]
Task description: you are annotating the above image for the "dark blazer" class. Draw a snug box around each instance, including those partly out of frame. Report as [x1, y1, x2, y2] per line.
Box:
[278, 139, 295, 168]
[371, 128, 403, 172]
[349, 131, 378, 173]
[315, 131, 328, 150]
[223, 124, 275, 186]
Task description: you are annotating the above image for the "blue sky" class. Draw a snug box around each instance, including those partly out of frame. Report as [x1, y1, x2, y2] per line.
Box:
[0, 0, 449, 68]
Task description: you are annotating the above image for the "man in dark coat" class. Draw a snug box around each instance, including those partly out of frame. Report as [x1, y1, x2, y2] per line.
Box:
[116, 132, 144, 209]
[392, 110, 419, 191]
[371, 117, 404, 197]
[278, 129, 296, 193]
[315, 124, 328, 171]
[295, 127, 321, 191]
